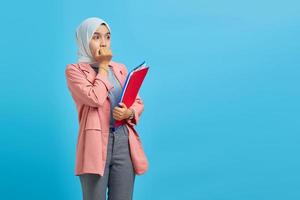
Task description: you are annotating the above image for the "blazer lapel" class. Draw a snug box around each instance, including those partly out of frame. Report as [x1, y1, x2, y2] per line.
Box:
[78, 63, 97, 84]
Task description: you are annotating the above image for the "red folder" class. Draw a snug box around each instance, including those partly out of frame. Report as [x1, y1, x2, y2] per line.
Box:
[114, 61, 149, 127]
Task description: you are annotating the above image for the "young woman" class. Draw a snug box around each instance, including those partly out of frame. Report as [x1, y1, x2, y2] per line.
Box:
[65, 17, 149, 200]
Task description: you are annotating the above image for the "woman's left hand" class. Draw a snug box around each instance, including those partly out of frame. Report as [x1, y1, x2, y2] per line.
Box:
[113, 102, 132, 121]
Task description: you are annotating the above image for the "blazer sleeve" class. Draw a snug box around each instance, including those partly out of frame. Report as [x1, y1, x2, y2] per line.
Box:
[65, 64, 113, 107]
[120, 64, 145, 126]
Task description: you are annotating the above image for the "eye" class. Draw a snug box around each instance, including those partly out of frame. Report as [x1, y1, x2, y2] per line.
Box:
[106, 35, 110, 40]
[93, 35, 100, 39]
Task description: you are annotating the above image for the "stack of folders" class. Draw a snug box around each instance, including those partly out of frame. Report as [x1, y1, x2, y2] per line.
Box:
[114, 61, 149, 127]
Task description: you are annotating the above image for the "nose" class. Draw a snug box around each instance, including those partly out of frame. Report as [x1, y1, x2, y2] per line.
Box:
[100, 36, 106, 47]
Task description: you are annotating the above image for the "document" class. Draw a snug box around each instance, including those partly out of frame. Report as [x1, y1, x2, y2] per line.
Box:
[114, 61, 149, 127]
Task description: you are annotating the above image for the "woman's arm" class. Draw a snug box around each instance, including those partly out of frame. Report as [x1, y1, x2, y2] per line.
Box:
[65, 64, 113, 107]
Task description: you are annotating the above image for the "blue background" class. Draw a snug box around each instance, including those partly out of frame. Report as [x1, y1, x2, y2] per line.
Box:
[0, 0, 299, 199]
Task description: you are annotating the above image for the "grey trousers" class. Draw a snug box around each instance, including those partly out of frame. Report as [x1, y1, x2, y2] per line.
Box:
[79, 125, 136, 200]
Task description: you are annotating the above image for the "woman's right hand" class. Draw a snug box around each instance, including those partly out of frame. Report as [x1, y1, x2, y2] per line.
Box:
[95, 47, 113, 68]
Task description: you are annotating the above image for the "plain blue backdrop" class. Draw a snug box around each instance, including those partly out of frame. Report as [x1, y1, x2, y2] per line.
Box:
[0, 0, 299, 199]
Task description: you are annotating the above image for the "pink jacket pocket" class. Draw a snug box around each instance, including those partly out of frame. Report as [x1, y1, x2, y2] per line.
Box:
[84, 107, 101, 130]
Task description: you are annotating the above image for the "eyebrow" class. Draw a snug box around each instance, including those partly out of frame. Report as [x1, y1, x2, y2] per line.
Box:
[93, 31, 111, 35]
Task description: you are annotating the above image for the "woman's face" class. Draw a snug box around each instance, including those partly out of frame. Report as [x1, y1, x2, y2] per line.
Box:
[89, 24, 111, 60]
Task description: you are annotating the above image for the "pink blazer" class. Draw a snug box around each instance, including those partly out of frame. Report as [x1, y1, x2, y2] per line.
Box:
[65, 60, 149, 176]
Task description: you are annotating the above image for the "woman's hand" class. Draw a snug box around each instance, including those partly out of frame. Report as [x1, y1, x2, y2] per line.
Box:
[95, 47, 113, 67]
[113, 102, 133, 121]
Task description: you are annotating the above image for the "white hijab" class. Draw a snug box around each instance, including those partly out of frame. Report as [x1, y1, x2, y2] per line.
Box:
[75, 17, 111, 63]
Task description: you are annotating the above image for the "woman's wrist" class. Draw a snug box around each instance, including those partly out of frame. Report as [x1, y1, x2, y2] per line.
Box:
[127, 108, 135, 120]
[98, 63, 109, 71]
[100, 65, 109, 71]
[98, 65, 109, 75]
